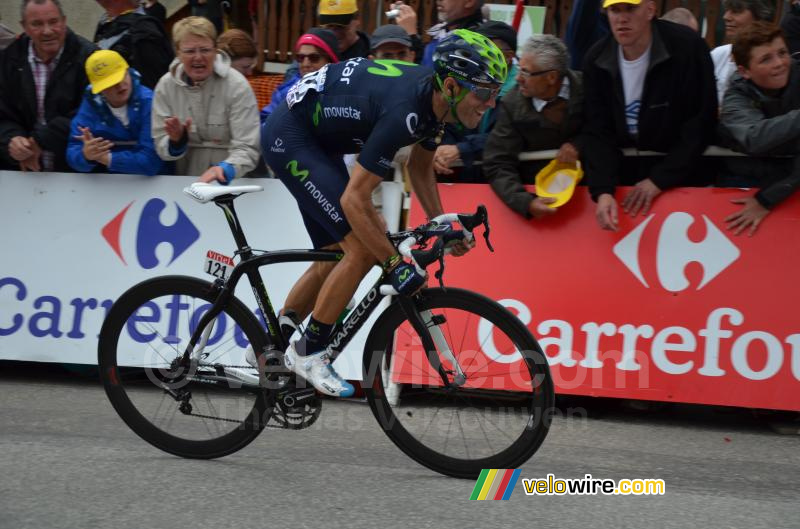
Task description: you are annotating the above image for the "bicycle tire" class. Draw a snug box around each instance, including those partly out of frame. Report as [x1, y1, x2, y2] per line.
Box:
[98, 275, 272, 459]
[363, 287, 554, 479]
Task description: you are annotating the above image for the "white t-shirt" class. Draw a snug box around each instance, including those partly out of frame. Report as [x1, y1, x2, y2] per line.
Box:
[711, 44, 735, 105]
[107, 103, 129, 127]
[618, 44, 651, 137]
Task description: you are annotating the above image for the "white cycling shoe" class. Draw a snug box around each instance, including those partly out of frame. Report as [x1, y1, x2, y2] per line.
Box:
[284, 343, 355, 398]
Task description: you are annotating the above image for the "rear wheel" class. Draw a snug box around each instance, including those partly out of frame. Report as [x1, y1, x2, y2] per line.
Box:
[98, 276, 272, 459]
[363, 288, 554, 479]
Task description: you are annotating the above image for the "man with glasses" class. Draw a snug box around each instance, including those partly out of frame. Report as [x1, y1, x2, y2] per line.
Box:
[581, 0, 716, 231]
[261, 30, 507, 397]
[317, 0, 370, 60]
[484, 34, 586, 219]
[0, 0, 95, 172]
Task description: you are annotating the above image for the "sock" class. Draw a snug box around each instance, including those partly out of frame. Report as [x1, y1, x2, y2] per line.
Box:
[295, 316, 333, 356]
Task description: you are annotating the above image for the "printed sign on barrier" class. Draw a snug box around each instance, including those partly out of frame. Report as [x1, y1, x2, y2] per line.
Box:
[404, 185, 800, 411]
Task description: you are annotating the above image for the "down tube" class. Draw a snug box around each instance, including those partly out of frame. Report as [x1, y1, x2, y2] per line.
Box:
[327, 278, 388, 359]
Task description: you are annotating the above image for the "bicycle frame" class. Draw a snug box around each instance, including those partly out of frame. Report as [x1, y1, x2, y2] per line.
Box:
[181, 193, 461, 389]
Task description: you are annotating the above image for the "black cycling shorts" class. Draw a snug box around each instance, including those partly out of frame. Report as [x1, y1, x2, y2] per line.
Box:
[261, 102, 352, 249]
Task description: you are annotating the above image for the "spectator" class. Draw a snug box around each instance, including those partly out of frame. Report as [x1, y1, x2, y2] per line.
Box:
[259, 28, 338, 122]
[93, 0, 174, 89]
[383, 2, 424, 62]
[318, 0, 370, 60]
[484, 34, 585, 219]
[422, 0, 483, 66]
[564, 0, 609, 70]
[781, 0, 800, 55]
[142, 0, 166, 25]
[661, 7, 699, 31]
[218, 28, 257, 77]
[369, 24, 415, 62]
[712, 0, 774, 102]
[152, 16, 260, 182]
[189, 0, 223, 35]
[67, 50, 163, 175]
[0, 0, 95, 172]
[433, 20, 519, 182]
[718, 22, 800, 235]
[582, 0, 717, 231]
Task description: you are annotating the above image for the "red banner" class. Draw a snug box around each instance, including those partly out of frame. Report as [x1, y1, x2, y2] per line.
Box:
[404, 185, 800, 411]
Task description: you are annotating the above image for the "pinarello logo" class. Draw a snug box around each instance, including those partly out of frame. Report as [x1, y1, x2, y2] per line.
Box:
[613, 212, 740, 292]
[101, 199, 200, 268]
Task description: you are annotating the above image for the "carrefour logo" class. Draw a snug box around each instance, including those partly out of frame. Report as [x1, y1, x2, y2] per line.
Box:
[613, 212, 740, 292]
[101, 199, 200, 268]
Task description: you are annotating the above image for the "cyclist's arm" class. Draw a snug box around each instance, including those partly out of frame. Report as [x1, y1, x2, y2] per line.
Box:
[405, 143, 444, 219]
[340, 162, 398, 264]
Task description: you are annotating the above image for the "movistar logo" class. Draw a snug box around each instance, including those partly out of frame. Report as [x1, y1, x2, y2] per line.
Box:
[313, 102, 322, 126]
[367, 59, 413, 77]
[398, 268, 411, 281]
[286, 160, 309, 182]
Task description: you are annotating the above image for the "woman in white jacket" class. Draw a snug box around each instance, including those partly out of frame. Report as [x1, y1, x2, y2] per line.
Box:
[152, 16, 260, 183]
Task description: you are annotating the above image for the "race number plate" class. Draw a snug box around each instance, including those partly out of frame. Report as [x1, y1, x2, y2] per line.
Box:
[204, 250, 234, 280]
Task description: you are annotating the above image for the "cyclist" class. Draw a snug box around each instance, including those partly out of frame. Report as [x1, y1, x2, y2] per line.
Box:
[260, 29, 507, 397]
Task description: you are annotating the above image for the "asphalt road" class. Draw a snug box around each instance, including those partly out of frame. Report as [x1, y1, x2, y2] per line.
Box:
[1, 365, 798, 529]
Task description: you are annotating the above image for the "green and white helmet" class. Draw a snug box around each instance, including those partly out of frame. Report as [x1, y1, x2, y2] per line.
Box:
[432, 29, 508, 86]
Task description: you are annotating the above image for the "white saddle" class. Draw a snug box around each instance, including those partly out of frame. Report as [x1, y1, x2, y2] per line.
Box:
[183, 182, 263, 204]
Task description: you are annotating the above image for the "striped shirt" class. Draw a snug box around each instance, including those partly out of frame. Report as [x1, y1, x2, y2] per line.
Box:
[27, 41, 64, 171]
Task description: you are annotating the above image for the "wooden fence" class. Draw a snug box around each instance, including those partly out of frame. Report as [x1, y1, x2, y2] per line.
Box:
[253, 0, 786, 66]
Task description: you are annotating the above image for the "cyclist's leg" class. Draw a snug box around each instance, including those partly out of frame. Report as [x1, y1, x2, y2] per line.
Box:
[281, 246, 338, 320]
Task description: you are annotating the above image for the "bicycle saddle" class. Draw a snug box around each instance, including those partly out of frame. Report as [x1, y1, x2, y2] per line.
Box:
[183, 182, 264, 203]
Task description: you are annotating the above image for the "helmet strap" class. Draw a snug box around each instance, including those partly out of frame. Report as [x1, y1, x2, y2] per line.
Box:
[435, 74, 469, 131]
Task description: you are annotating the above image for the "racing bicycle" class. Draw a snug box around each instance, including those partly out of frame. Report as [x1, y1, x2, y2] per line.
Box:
[98, 182, 554, 479]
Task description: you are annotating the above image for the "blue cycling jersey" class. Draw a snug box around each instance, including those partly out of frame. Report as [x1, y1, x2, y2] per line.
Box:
[282, 58, 441, 174]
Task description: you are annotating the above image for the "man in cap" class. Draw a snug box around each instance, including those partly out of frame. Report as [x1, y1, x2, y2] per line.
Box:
[0, 0, 95, 172]
[67, 50, 163, 175]
[581, 0, 716, 230]
[369, 24, 416, 62]
[318, 0, 371, 60]
[421, 0, 484, 66]
[484, 34, 585, 219]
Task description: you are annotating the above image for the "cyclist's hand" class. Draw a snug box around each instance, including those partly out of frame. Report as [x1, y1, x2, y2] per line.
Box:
[390, 261, 426, 295]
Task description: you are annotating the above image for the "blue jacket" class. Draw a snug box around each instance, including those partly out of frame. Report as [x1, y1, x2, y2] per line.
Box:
[67, 70, 165, 175]
[260, 73, 301, 124]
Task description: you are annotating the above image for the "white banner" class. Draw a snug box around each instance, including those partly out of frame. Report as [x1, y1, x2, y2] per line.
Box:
[0, 171, 404, 380]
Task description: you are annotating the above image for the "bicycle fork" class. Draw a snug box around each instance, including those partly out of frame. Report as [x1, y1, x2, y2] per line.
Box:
[396, 297, 467, 388]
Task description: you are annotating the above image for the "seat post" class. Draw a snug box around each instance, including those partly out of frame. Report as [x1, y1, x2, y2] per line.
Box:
[215, 198, 253, 258]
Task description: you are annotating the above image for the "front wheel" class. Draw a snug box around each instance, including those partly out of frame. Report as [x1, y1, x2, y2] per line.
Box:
[98, 275, 272, 459]
[363, 288, 554, 479]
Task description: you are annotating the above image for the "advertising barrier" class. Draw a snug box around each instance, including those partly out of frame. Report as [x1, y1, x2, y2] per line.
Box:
[0, 171, 404, 381]
[403, 184, 800, 411]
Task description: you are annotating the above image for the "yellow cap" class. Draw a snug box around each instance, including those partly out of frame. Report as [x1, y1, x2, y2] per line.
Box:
[85, 50, 129, 94]
[534, 160, 583, 208]
[319, 0, 357, 16]
[602, 0, 642, 8]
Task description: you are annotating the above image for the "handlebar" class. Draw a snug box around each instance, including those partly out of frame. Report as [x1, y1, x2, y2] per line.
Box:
[384, 205, 492, 293]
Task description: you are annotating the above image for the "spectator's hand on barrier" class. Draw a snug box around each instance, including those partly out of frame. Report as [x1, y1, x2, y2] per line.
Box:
[433, 144, 461, 175]
[725, 196, 769, 236]
[165, 117, 192, 143]
[446, 236, 475, 257]
[199, 165, 227, 184]
[8, 136, 35, 162]
[391, 2, 418, 36]
[596, 193, 619, 231]
[555, 142, 579, 164]
[17, 138, 41, 172]
[528, 196, 558, 219]
[622, 178, 661, 217]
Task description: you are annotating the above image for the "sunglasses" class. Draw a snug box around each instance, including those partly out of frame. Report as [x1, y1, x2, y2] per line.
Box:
[296, 52, 323, 63]
[518, 68, 555, 79]
[456, 80, 500, 102]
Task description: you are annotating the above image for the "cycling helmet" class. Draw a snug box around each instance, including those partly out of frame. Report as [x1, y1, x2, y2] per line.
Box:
[432, 29, 508, 86]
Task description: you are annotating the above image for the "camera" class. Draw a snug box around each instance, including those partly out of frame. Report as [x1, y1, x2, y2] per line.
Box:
[385, 9, 400, 18]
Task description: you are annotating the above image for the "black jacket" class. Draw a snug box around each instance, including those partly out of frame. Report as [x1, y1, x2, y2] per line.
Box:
[0, 30, 95, 171]
[581, 20, 717, 199]
[483, 70, 586, 217]
[94, 11, 173, 89]
[339, 31, 371, 61]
